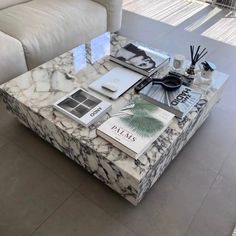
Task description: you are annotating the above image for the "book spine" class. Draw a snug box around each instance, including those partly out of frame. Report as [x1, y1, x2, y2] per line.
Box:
[96, 129, 137, 159]
[110, 56, 149, 76]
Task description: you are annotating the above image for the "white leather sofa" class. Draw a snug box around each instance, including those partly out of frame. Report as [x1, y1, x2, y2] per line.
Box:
[0, 0, 122, 84]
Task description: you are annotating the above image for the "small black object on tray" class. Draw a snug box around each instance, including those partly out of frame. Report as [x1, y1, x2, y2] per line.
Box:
[134, 77, 153, 93]
[152, 75, 182, 91]
[201, 61, 216, 71]
[134, 71, 194, 93]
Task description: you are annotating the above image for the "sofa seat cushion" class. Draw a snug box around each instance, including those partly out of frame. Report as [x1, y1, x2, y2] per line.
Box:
[0, 31, 27, 84]
[0, 0, 107, 69]
[0, 0, 31, 10]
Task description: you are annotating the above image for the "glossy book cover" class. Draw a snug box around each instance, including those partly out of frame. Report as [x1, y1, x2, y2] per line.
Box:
[97, 97, 174, 159]
[110, 43, 170, 76]
[140, 83, 202, 118]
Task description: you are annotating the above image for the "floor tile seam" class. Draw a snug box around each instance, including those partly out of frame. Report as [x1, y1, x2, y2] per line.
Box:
[123, 1, 209, 23]
[123, 7, 236, 53]
[75, 188, 138, 236]
[122, 5, 234, 236]
[168, 28, 227, 51]
[182, 112, 236, 173]
[181, 147, 219, 176]
[30, 189, 77, 235]
[0, 142, 12, 153]
[0, 122, 14, 148]
[12, 141, 79, 190]
[123, 6, 204, 32]
[1, 138, 132, 235]
[3, 133, 136, 234]
[180, 12, 231, 36]
[175, 10, 222, 32]
[183, 172, 219, 236]
[212, 139, 236, 183]
[122, 9, 175, 33]
[183, 139, 236, 236]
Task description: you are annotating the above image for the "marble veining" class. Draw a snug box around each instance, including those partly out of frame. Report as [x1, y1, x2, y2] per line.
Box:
[0, 34, 228, 205]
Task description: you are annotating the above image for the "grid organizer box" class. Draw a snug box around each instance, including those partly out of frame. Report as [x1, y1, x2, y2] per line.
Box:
[54, 88, 112, 127]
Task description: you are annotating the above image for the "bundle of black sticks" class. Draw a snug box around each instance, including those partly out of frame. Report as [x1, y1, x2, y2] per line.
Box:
[190, 45, 208, 66]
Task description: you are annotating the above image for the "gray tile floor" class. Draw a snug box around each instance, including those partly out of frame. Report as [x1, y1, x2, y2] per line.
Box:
[1, 5, 236, 236]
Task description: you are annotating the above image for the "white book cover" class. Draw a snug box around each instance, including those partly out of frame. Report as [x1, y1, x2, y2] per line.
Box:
[89, 67, 143, 100]
[97, 97, 174, 159]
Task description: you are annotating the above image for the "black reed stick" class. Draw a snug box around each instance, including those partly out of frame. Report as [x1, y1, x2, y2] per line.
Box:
[198, 51, 208, 61]
[198, 48, 206, 58]
[193, 46, 200, 64]
[190, 45, 208, 66]
[190, 45, 194, 63]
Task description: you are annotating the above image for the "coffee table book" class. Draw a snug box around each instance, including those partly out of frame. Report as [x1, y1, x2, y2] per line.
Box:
[97, 97, 174, 159]
[110, 43, 170, 76]
[140, 83, 202, 118]
[54, 88, 112, 127]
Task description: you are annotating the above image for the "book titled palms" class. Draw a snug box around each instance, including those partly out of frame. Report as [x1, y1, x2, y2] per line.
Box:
[97, 97, 174, 159]
[140, 83, 202, 118]
[110, 43, 170, 76]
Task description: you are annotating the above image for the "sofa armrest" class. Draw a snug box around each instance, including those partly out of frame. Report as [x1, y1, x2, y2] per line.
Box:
[93, 0, 122, 32]
[0, 31, 28, 84]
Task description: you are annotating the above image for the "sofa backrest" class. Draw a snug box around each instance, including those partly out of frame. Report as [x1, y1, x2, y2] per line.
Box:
[0, 0, 31, 10]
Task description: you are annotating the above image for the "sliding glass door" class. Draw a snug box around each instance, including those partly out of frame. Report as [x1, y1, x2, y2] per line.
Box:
[212, 0, 236, 9]
[198, 0, 235, 9]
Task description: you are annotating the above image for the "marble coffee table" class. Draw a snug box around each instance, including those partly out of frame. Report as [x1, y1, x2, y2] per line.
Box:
[0, 35, 228, 205]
